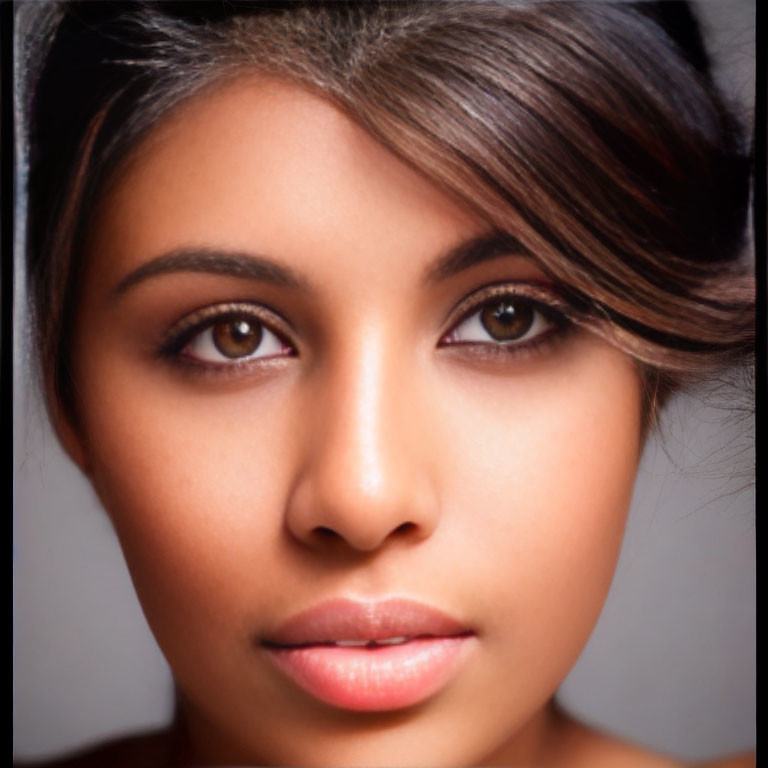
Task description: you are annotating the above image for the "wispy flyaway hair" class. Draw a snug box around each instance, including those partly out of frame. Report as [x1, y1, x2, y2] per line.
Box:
[25, 1, 754, 426]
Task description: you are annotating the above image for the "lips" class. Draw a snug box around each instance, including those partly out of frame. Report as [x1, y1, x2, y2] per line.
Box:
[261, 598, 474, 711]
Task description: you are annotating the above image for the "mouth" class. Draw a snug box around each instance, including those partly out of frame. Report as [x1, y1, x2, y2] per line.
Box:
[261, 598, 475, 711]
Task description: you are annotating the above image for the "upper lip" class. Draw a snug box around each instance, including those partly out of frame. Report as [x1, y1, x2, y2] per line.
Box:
[262, 598, 471, 648]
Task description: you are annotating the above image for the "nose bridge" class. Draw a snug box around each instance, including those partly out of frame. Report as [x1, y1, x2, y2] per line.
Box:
[286, 324, 438, 552]
[340, 327, 390, 501]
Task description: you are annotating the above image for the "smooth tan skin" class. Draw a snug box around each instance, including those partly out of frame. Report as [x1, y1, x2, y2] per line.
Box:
[59, 78, 696, 766]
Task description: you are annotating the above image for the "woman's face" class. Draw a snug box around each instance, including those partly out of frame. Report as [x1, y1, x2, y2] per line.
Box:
[69, 79, 642, 766]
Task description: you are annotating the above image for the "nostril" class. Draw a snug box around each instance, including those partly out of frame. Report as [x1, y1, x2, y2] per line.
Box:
[310, 521, 417, 547]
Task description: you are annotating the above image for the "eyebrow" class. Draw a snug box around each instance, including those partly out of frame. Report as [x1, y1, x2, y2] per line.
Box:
[113, 248, 309, 296]
[423, 230, 531, 284]
[113, 231, 530, 297]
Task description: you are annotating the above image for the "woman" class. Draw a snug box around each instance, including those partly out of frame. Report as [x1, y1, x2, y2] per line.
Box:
[15, 1, 755, 766]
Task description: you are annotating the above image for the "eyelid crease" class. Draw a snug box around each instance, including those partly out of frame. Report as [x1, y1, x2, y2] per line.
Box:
[441, 281, 573, 339]
[158, 300, 295, 357]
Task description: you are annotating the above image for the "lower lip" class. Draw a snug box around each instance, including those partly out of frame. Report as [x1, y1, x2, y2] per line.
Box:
[266, 636, 472, 711]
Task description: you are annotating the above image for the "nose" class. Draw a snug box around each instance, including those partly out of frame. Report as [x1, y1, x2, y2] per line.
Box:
[285, 334, 440, 554]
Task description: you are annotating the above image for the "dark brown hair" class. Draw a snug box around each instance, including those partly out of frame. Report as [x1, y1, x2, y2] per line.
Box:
[25, 0, 754, 431]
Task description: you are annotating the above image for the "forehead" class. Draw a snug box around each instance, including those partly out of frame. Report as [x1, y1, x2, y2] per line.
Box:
[85, 77, 483, 289]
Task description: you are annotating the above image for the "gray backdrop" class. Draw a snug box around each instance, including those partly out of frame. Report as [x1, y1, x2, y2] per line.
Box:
[12, 1, 756, 763]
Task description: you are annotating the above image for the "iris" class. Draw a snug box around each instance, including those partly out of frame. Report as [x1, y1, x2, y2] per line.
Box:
[480, 298, 534, 341]
[212, 319, 263, 358]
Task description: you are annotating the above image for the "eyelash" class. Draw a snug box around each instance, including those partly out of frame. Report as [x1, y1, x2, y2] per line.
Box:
[158, 284, 571, 374]
[439, 283, 571, 359]
[159, 302, 295, 373]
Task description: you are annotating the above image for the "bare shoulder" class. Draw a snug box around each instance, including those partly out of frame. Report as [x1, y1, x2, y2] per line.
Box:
[14, 729, 177, 768]
[548, 714, 755, 768]
[695, 754, 755, 768]
[547, 714, 685, 768]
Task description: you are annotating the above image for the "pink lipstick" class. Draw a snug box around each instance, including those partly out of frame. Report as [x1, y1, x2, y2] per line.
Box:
[262, 598, 474, 711]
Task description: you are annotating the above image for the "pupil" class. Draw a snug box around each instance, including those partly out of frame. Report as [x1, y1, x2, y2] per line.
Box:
[231, 320, 252, 341]
[480, 298, 534, 341]
[213, 319, 263, 358]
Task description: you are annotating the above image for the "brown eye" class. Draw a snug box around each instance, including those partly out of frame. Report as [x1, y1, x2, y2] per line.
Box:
[445, 292, 557, 348]
[480, 297, 534, 341]
[212, 319, 263, 358]
[181, 311, 290, 364]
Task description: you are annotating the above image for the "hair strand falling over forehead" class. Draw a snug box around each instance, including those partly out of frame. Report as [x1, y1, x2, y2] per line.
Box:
[25, 0, 754, 431]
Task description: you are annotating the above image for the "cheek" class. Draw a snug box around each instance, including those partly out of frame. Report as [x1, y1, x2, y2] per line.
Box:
[437, 341, 641, 669]
[76, 362, 303, 651]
